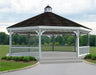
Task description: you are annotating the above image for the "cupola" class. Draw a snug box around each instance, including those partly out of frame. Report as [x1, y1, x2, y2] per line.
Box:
[44, 5, 52, 12]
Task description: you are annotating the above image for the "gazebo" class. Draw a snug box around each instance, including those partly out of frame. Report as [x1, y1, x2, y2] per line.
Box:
[7, 6, 91, 59]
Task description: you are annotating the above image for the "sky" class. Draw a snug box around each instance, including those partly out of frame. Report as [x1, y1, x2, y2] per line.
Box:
[0, 0, 96, 34]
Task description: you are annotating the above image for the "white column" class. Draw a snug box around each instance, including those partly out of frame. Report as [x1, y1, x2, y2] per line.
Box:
[75, 30, 80, 57]
[38, 29, 41, 59]
[9, 30, 12, 56]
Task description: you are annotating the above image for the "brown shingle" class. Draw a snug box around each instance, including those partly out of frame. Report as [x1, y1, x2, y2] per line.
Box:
[8, 12, 91, 30]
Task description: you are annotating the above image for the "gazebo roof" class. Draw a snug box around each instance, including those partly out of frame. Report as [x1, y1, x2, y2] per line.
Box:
[8, 6, 91, 30]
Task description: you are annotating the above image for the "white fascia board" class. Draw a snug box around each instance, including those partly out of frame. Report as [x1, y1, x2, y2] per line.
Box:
[7, 26, 39, 31]
[39, 26, 91, 32]
[7, 26, 91, 32]
[80, 27, 91, 32]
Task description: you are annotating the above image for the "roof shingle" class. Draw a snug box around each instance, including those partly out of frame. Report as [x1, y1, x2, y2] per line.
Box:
[8, 12, 91, 30]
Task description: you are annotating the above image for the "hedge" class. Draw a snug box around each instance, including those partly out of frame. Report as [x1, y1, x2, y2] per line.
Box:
[1, 56, 37, 62]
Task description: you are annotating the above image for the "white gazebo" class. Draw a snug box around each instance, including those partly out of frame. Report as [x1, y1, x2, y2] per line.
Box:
[7, 6, 91, 59]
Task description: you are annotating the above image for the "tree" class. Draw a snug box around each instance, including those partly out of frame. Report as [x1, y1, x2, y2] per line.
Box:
[0, 32, 9, 45]
[90, 35, 96, 46]
[79, 35, 88, 46]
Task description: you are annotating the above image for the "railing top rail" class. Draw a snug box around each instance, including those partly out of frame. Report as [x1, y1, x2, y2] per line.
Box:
[79, 46, 89, 48]
[11, 47, 39, 49]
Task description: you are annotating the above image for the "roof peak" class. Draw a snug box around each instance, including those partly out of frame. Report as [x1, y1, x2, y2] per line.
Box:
[44, 5, 52, 12]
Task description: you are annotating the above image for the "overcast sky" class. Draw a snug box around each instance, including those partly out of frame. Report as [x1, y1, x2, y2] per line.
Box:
[0, 0, 96, 34]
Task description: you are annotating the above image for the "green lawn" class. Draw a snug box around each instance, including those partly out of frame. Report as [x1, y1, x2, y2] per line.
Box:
[90, 47, 96, 54]
[42, 45, 75, 52]
[0, 61, 35, 72]
[0, 45, 37, 72]
[0, 45, 9, 59]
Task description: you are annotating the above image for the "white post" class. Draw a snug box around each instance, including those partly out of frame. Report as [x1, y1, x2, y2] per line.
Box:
[75, 30, 80, 57]
[38, 29, 41, 59]
[9, 30, 12, 56]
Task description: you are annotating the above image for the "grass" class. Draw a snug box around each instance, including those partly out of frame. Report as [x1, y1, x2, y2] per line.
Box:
[0, 45, 9, 59]
[42, 45, 75, 52]
[0, 45, 37, 72]
[0, 61, 35, 72]
[90, 47, 96, 54]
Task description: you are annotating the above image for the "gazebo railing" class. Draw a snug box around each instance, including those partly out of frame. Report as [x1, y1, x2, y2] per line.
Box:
[79, 46, 89, 56]
[10, 47, 39, 59]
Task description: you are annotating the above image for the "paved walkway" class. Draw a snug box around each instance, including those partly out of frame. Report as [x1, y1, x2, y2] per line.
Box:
[1, 62, 96, 75]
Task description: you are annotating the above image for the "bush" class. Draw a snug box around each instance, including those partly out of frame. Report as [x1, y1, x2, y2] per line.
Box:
[23, 56, 30, 62]
[29, 56, 37, 61]
[84, 54, 96, 60]
[91, 55, 96, 60]
[6, 56, 13, 60]
[1, 56, 37, 62]
[1, 56, 7, 60]
[12, 57, 21, 61]
[84, 54, 92, 59]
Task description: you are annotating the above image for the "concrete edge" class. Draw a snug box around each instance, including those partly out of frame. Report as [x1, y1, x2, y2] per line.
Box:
[0, 61, 39, 74]
[83, 60, 96, 66]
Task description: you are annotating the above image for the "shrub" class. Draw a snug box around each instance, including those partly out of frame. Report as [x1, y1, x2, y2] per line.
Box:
[6, 56, 13, 60]
[12, 57, 21, 61]
[1, 56, 37, 62]
[84, 54, 92, 59]
[29, 56, 37, 61]
[91, 55, 96, 60]
[1, 56, 7, 60]
[84, 54, 96, 60]
[23, 56, 30, 62]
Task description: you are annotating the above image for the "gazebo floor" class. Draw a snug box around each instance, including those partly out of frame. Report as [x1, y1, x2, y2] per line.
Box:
[40, 51, 83, 64]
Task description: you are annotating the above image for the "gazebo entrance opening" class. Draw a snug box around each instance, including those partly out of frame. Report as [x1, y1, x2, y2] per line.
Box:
[41, 33, 75, 52]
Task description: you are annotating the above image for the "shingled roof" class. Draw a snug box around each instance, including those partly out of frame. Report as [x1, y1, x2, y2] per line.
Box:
[8, 7, 91, 30]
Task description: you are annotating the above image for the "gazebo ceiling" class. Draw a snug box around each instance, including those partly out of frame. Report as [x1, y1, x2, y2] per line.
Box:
[8, 6, 91, 30]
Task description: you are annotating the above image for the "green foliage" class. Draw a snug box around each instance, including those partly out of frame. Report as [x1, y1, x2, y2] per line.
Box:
[44, 42, 48, 46]
[12, 57, 21, 61]
[90, 35, 96, 46]
[1, 56, 7, 60]
[84, 54, 92, 59]
[55, 42, 59, 45]
[1, 56, 37, 62]
[91, 55, 96, 60]
[80, 35, 88, 46]
[84, 54, 96, 60]
[0, 32, 96, 46]
[0, 32, 9, 45]
[23, 57, 30, 62]
[49, 42, 52, 45]
[66, 36, 75, 46]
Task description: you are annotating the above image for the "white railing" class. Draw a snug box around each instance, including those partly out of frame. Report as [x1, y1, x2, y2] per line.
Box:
[10, 47, 39, 59]
[79, 46, 89, 56]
